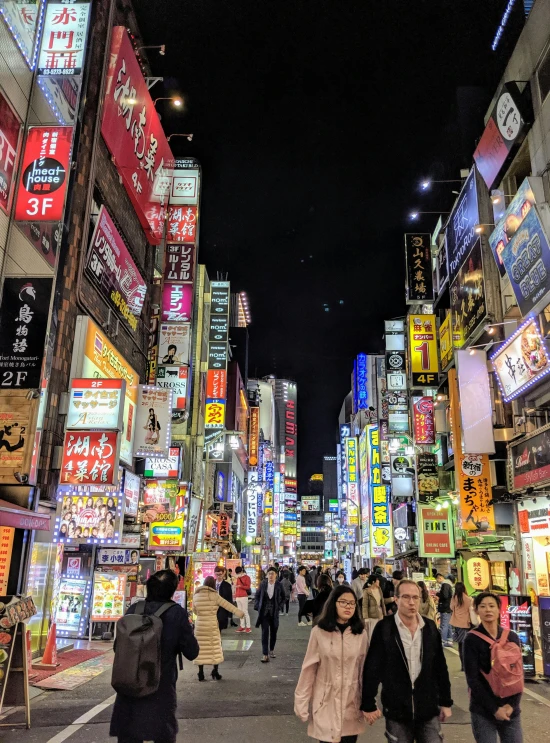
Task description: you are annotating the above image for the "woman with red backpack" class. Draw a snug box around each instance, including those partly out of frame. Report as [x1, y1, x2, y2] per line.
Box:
[463, 592, 524, 743]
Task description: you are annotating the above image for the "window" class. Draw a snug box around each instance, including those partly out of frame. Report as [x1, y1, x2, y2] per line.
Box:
[537, 44, 550, 106]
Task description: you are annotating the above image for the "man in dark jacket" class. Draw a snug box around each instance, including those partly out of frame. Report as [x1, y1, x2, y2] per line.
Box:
[214, 565, 233, 630]
[110, 570, 198, 743]
[436, 572, 453, 647]
[254, 567, 284, 662]
[361, 578, 453, 743]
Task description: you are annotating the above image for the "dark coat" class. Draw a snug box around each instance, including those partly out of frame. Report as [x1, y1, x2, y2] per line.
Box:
[110, 600, 199, 741]
[437, 582, 453, 613]
[216, 579, 234, 630]
[361, 614, 453, 723]
[303, 587, 331, 621]
[254, 579, 284, 628]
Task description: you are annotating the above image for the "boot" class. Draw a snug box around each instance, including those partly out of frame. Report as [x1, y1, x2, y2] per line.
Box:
[211, 665, 222, 680]
[197, 666, 205, 682]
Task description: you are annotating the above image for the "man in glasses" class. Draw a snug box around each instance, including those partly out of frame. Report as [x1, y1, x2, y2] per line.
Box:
[360, 579, 453, 743]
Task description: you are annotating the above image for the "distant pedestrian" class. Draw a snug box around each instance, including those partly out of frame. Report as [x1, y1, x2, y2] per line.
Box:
[418, 580, 437, 621]
[450, 582, 473, 670]
[255, 567, 284, 663]
[383, 570, 402, 615]
[464, 592, 524, 743]
[352, 567, 359, 581]
[234, 566, 252, 633]
[361, 579, 453, 741]
[110, 570, 199, 743]
[436, 573, 454, 647]
[295, 584, 370, 743]
[362, 573, 385, 642]
[297, 566, 311, 626]
[193, 576, 244, 681]
[336, 570, 350, 587]
[214, 565, 235, 631]
[351, 568, 369, 611]
[303, 573, 333, 624]
[280, 571, 292, 614]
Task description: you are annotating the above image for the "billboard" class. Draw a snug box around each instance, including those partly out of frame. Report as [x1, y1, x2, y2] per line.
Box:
[457, 349, 495, 454]
[205, 282, 230, 441]
[409, 314, 438, 387]
[54, 492, 123, 542]
[438, 311, 453, 370]
[450, 239, 487, 346]
[161, 283, 193, 323]
[284, 382, 297, 479]
[156, 366, 188, 411]
[412, 396, 435, 445]
[301, 496, 320, 512]
[405, 233, 433, 303]
[167, 205, 197, 243]
[67, 378, 125, 431]
[353, 353, 368, 412]
[510, 424, 550, 490]
[0, 90, 21, 215]
[445, 168, 480, 284]
[249, 406, 260, 467]
[418, 505, 454, 558]
[163, 244, 194, 284]
[491, 319, 550, 402]
[158, 323, 191, 366]
[134, 386, 172, 458]
[416, 452, 439, 502]
[148, 516, 184, 550]
[60, 431, 120, 486]
[170, 165, 200, 205]
[37, 0, 91, 76]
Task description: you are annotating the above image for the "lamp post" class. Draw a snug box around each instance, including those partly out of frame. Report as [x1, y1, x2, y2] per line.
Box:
[167, 133, 193, 143]
[154, 96, 183, 109]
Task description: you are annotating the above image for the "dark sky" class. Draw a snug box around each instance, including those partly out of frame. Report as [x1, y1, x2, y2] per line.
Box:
[133, 0, 524, 487]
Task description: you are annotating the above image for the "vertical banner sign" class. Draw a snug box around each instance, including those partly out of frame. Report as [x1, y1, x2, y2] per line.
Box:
[353, 353, 368, 413]
[539, 596, 550, 679]
[445, 168, 480, 286]
[438, 311, 453, 370]
[0, 278, 53, 388]
[450, 239, 487, 347]
[249, 407, 260, 466]
[409, 314, 438, 387]
[186, 496, 202, 552]
[284, 383, 298, 479]
[448, 368, 495, 532]
[246, 488, 258, 539]
[416, 452, 439, 502]
[367, 426, 384, 547]
[37, 0, 92, 76]
[359, 427, 369, 543]
[345, 437, 359, 526]
[412, 396, 435, 444]
[457, 349, 495, 454]
[205, 282, 230, 439]
[15, 126, 73, 221]
[161, 283, 193, 322]
[405, 234, 433, 303]
[163, 245, 194, 284]
[417, 504, 454, 558]
[133, 386, 172, 458]
[0, 91, 21, 215]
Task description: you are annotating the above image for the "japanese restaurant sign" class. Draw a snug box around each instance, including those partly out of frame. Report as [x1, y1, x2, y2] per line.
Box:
[491, 319, 550, 402]
[0, 91, 21, 215]
[0, 277, 53, 388]
[405, 233, 433, 303]
[60, 431, 120, 485]
[409, 314, 438, 387]
[101, 26, 173, 244]
[163, 244, 194, 283]
[412, 396, 435, 444]
[85, 206, 146, 332]
[161, 283, 193, 322]
[418, 504, 454, 557]
[37, 0, 91, 77]
[134, 386, 172, 458]
[67, 378, 125, 431]
[15, 126, 73, 221]
[167, 206, 197, 243]
[0, 390, 38, 483]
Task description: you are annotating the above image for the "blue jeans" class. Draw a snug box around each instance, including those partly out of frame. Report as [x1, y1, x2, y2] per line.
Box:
[385, 716, 442, 743]
[439, 612, 452, 644]
[471, 712, 523, 743]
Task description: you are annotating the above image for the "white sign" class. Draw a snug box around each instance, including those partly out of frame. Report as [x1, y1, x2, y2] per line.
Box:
[67, 378, 125, 430]
[144, 448, 181, 478]
[246, 489, 258, 539]
[97, 548, 138, 565]
[156, 366, 188, 410]
[66, 556, 81, 578]
[123, 470, 140, 517]
[457, 350, 495, 455]
[38, 1, 91, 76]
[158, 323, 191, 366]
[387, 372, 407, 391]
[134, 386, 173, 458]
[187, 496, 202, 552]
[491, 320, 550, 402]
[170, 168, 200, 206]
[301, 496, 320, 512]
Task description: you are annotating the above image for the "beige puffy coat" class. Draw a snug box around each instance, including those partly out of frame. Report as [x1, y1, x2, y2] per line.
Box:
[192, 586, 244, 666]
[294, 626, 369, 742]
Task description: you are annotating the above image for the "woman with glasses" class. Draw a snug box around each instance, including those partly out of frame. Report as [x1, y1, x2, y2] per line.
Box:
[295, 585, 371, 743]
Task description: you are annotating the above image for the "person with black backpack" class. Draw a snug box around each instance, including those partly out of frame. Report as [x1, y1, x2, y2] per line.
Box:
[110, 570, 199, 743]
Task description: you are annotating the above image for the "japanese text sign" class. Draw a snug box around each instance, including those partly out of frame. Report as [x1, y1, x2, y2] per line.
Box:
[0, 277, 53, 388]
[0, 91, 21, 215]
[413, 396, 435, 445]
[0, 527, 14, 594]
[205, 399, 226, 428]
[101, 27, 174, 244]
[60, 431, 120, 485]
[15, 126, 72, 221]
[450, 239, 487, 346]
[163, 244, 194, 283]
[418, 505, 454, 558]
[148, 516, 184, 550]
[37, 0, 91, 76]
[353, 353, 368, 412]
[85, 206, 146, 331]
[249, 406, 259, 466]
[409, 314, 438, 387]
[67, 378, 125, 430]
[170, 163, 200, 206]
[134, 386, 172, 458]
[405, 233, 433, 303]
[167, 205, 197, 243]
[491, 319, 550, 401]
[161, 282, 193, 322]
[370, 481, 392, 557]
[416, 452, 439, 502]
[158, 323, 191, 366]
[466, 557, 490, 591]
[206, 369, 227, 399]
[438, 311, 452, 369]
[445, 168, 480, 284]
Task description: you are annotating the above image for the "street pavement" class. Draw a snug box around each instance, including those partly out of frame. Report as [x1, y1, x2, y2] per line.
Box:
[2, 603, 550, 743]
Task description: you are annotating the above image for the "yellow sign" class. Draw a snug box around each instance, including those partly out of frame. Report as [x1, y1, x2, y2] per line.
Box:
[466, 557, 490, 592]
[149, 516, 185, 549]
[205, 400, 225, 428]
[439, 311, 453, 369]
[409, 314, 438, 387]
[448, 369, 495, 532]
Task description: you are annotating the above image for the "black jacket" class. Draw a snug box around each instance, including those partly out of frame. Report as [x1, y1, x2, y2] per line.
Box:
[110, 601, 198, 741]
[217, 579, 234, 630]
[303, 587, 331, 621]
[254, 579, 284, 627]
[464, 626, 522, 719]
[437, 582, 453, 613]
[361, 614, 453, 723]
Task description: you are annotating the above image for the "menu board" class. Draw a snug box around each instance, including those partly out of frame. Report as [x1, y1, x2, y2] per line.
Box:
[0, 528, 14, 594]
[91, 573, 127, 622]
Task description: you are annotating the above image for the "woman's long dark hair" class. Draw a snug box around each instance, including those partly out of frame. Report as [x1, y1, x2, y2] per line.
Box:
[454, 581, 467, 606]
[317, 585, 364, 635]
[417, 580, 429, 603]
[317, 573, 333, 592]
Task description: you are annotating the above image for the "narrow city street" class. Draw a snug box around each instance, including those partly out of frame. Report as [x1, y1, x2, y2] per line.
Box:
[2, 606, 550, 743]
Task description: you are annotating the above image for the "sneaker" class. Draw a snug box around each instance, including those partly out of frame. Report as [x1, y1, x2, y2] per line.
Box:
[261, 655, 270, 663]
[235, 627, 245, 633]
[299, 621, 308, 626]
[269, 651, 276, 658]
[245, 628, 252, 633]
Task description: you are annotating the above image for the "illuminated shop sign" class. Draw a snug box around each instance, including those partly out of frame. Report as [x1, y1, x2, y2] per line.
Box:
[491, 319, 550, 401]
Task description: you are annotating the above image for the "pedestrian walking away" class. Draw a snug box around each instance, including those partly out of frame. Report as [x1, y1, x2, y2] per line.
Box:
[295, 584, 371, 743]
[450, 581, 473, 670]
[464, 592, 524, 743]
[110, 570, 199, 743]
[214, 565, 235, 631]
[193, 576, 244, 681]
[303, 573, 333, 624]
[362, 573, 385, 642]
[361, 578, 453, 743]
[255, 566, 285, 662]
[417, 581, 437, 621]
[280, 569, 292, 614]
[297, 565, 312, 625]
[436, 572, 454, 646]
[234, 565, 252, 632]
[351, 567, 369, 613]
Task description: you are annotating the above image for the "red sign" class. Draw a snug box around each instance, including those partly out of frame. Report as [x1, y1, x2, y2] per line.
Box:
[0, 91, 21, 214]
[101, 27, 174, 245]
[206, 369, 227, 399]
[60, 431, 119, 485]
[167, 205, 197, 243]
[15, 126, 73, 221]
[163, 244, 195, 283]
[413, 396, 435, 445]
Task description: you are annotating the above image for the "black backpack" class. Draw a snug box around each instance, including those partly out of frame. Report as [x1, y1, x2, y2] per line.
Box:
[111, 601, 173, 698]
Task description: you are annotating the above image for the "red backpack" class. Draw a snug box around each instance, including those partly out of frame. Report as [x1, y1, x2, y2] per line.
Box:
[470, 629, 524, 697]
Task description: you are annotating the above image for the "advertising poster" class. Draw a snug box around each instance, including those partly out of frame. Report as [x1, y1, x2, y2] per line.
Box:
[491, 319, 550, 402]
[412, 396, 435, 444]
[0, 90, 21, 215]
[164, 244, 195, 283]
[408, 314, 438, 387]
[0, 390, 37, 483]
[450, 239, 487, 346]
[539, 596, 550, 678]
[67, 378, 125, 430]
[161, 283, 193, 323]
[148, 516, 184, 550]
[0, 277, 53, 389]
[445, 168, 480, 284]
[405, 233, 433, 303]
[55, 493, 121, 540]
[416, 452, 439, 502]
[134, 386, 172, 458]
[60, 431, 119, 486]
[193, 561, 217, 589]
[101, 27, 173, 244]
[85, 206, 147, 331]
[158, 323, 191, 366]
[156, 366, 188, 410]
[417, 505, 454, 557]
[37, 0, 92, 76]
[15, 126, 73, 221]
[123, 470, 140, 517]
[56, 578, 88, 634]
[91, 573, 127, 622]
[500, 595, 535, 677]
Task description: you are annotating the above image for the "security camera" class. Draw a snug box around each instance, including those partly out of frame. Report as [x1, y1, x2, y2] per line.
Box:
[14, 472, 29, 484]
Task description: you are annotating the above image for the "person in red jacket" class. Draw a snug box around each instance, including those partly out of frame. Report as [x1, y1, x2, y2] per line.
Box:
[234, 565, 252, 633]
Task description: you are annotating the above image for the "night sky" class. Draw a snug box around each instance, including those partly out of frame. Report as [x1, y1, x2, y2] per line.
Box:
[133, 0, 524, 488]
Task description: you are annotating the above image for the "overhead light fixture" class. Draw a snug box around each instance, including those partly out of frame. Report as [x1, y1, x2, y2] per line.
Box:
[409, 212, 419, 220]
[421, 180, 431, 191]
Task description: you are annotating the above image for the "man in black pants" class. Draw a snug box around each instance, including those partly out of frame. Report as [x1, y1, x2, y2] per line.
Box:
[296, 566, 311, 626]
[255, 567, 284, 663]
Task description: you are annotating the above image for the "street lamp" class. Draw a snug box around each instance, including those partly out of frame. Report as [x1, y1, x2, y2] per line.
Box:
[409, 211, 449, 220]
[136, 44, 166, 56]
[154, 96, 183, 109]
[168, 133, 193, 142]
[420, 179, 465, 191]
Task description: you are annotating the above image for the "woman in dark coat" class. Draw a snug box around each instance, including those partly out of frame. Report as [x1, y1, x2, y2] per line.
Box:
[303, 573, 333, 623]
[110, 570, 199, 743]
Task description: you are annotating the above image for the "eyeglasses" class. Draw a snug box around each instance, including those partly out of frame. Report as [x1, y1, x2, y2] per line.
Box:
[336, 600, 356, 609]
[399, 595, 420, 602]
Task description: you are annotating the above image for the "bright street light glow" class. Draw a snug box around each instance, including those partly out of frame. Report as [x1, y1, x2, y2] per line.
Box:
[409, 212, 419, 220]
[421, 180, 430, 190]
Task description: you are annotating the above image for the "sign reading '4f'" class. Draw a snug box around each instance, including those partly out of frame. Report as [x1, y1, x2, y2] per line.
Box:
[409, 314, 438, 387]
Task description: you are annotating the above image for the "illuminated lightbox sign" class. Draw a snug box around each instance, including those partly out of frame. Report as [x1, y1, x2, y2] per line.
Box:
[60, 431, 120, 486]
[144, 448, 181, 478]
[491, 319, 550, 401]
[67, 378, 125, 430]
[37, 1, 91, 76]
[54, 490, 124, 544]
[134, 386, 173, 458]
[301, 496, 320, 512]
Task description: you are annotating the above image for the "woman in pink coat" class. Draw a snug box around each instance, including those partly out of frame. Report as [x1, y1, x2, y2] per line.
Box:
[295, 585, 375, 743]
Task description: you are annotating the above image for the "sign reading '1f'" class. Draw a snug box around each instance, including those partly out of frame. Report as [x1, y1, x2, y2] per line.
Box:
[409, 314, 438, 387]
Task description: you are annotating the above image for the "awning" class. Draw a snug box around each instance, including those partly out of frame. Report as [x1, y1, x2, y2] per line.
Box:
[0, 499, 51, 531]
[487, 552, 514, 562]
